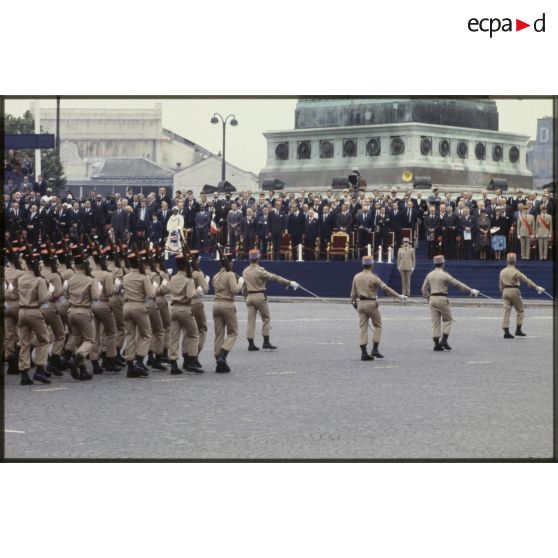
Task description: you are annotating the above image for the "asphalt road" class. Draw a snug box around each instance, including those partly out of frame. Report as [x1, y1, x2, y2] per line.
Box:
[3, 300, 554, 460]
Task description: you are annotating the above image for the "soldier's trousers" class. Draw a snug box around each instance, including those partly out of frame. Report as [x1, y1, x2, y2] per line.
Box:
[357, 300, 382, 345]
[520, 236, 531, 259]
[429, 296, 454, 338]
[399, 270, 412, 297]
[156, 296, 170, 349]
[169, 305, 199, 360]
[213, 300, 238, 356]
[91, 302, 117, 360]
[68, 308, 95, 357]
[56, 299, 75, 351]
[191, 302, 207, 353]
[246, 293, 271, 339]
[123, 302, 152, 360]
[41, 302, 65, 356]
[4, 302, 19, 359]
[18, 308, 49, 370]
[147, 303, 164, 355]
[502, 288, 524, 328]
[537, 237, 549, 260]
[109, 295, 125, 349]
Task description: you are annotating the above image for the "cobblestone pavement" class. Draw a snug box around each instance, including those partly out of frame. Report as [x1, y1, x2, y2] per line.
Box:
[3, 301, 553, 460]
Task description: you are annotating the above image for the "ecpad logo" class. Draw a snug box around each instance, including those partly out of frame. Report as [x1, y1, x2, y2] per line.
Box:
[468, 13, 546, 37]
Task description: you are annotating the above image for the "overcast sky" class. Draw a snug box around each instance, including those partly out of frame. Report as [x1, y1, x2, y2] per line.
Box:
[4, 98, 553, 174]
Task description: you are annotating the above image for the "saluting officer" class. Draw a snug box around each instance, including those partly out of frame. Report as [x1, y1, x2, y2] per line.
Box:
[17, 251, 51, 385]
[242, 248, 299, 351]
[350, 255, 405, 361]
[421, 255, 479, 352]
[397, 237, 415, 297]
[499, 252, 545, 338]
[211, 251, 244, 373]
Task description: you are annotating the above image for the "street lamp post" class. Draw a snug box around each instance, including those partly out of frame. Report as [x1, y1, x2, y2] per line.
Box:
[210, 113, 238, 183]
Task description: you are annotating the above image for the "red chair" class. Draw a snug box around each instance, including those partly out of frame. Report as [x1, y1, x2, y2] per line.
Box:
[327, 232, 350, 261]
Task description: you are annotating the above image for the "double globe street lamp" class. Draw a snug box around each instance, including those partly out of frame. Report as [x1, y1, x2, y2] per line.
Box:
[210, 113, 238, 184]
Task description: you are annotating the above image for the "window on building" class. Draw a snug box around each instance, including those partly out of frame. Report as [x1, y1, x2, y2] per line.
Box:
[539, 127, 549, 143]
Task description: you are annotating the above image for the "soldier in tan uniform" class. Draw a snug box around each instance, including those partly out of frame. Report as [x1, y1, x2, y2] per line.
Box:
[517, 208, 535, 260]
[189, 252, 209, 368]
[106, 247, 126, 366]
[57, 249, 76, 370]
[421, 255, 479, 351]
[122, 252, 156, 378]
[397, 237, 415, 297]
[535, 205, 552, 260]
[66, 253, 102, 381]
[145, 253, 168, 371]
[212, 251, 244, 373]
[242, 249, 299, 351]
[350, 255, 405, 361]
[17, 252, 51, 385]
[499, 252, 544, 338]
[167, 253, 203, 374]
[90, 249, 121, 374]
[4, 247, 26, 375]
[154, 250, 171, 363]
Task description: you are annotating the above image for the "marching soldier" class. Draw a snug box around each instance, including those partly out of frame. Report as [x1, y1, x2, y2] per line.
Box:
[397, 237, 415, 297]
[145, 251, 168, 371]
[168, 252, 203, 374]
[90, 248, 121, 373]
[350, 255, 406, 361]
[242, 248, 299, 351]
[40, 248, 66, 376]
[421, 255, 479, 351]
[66, 252, 102, 381]
[535, 205, 552, 260]
[4, 247, 26, 375]
[57, 248, 76, 370]
[154, 250, 171, 363]
[106, 245, 126, 366]
[499, 252, 545, 338]
[211, 250, 244, 373]
[122, 251, 155, 377]
[18, 250, 52, 385]
[517, 207, 535, 260]
[189, 251, 209, 368]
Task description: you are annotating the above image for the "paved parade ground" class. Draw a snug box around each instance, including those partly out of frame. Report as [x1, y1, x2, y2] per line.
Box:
[3, 300, 554, 460]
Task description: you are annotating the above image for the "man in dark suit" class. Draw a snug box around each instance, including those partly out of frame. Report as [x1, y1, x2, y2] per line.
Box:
[287, 203, 306, 260]
[148, 214, 164, 246]
[158, 201, 172, 237]
[136, 200, 151, 228]
[402, 200, 418, 231]
[111, 201, 129, 243]
[355, 203, 373, 258]
[336, 203, 353, 235]
[319, 205, 336, 259]
[303, 209, 320, 260]
[80, 200, 97, 234]
[241, 207, 258, 253]
[40, 200, 56, 240]
[26, 203, 41, 245]
[33, 175, 48, 196]
[257, 206, 271, 256]
[441, 206, 459, 259]
[268, 201, 284, 259]
[194, 205, 210, 251]
[389, 203, 403, 252]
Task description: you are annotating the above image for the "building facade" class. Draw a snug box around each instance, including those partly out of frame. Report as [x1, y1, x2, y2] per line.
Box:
[527, 116, 554, 190]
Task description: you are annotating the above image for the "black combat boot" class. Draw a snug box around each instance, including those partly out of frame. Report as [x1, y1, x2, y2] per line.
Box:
[47, 354, 57, 373]
[33, 365, 51, 384]
[247, 339, 260, 351]
[371, 342, 384, 358]
[20, 369, 34, 385]
[91, 360, 104, 374]
[7, 354, 19, 374]
[361, 345, 374, 361]
[170, 360, 182, 375]
[515, 325, 527, 337]
[184, 356, 204, 374]
[440, 334, 452, 351]
[146, 351, 155, 366]
[151, 353, 167, 370]
[135, 356, 148, 372]
[116, 348, 126, 366]
[262, 336, 277, 349]
[182, 354, 189, 371]
[160, 348, 171, 364]
[102, 355, 122, 372]
[70, 354, 82, 380]
[79, 365, 92, 381]
[215, 349, 231, 373]
[60, 349, 73, 370]
[433, 337, 444, 351]
[193, 354, 203, 368]
[48, 354, 63, 376]
[503, 328, 514, 339]
[127, 361, 148, 378]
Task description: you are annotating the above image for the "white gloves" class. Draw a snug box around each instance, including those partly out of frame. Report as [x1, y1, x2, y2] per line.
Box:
[97, 281, 103, 292]
[205, 275, 211, 285]
[399, 294, 408, 301]
[238, 277, 245, 288]
[7, 282, 14, 292]
[290, 281, 300, 290]
[152, 281, 158, 289]
[161, 279, 168, 287]
[48, 283, 55, 294]
[471, 289, 479, 297]
[536, 286, 544, 294]
[196, 285, 204, 296]
[63, 280, 68, 289]
[114, 278, 122, 289]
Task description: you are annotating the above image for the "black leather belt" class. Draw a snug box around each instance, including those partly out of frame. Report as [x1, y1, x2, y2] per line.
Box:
[171, 302, 191, 306]
[20, 305, 39, 309]
[247, 290, 266, 294]
[359, 297, 377, 301]
[430, 293, 448, 297]
[502, 286, 519, 289]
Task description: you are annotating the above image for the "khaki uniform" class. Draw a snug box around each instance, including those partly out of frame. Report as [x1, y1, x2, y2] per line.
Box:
[4, 266, 26, 360]
[168, 271, 198, 360]
[58, 265, 75, 351]
[41, 267, 66, 356]
[123, 269, 155, 361]
[397, 245, 416, 296]
[535, 213, 552, 260]
[212, 268, 243, 356]
[421, 268, 472, 338]
[17, 271, 50, 370]
[106, 261, 125, 350]
[147, 270, 165, 355]
[155, 269, 171, 351]
[191, 269, 209, 353]
[517, 213, 535, 260]
[350, 270, 399, 345]
[499, 265, 537, 328]
[67, 271, 102, 357]
[90, 267, 117, 360]
[242, 264, 290, 339]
